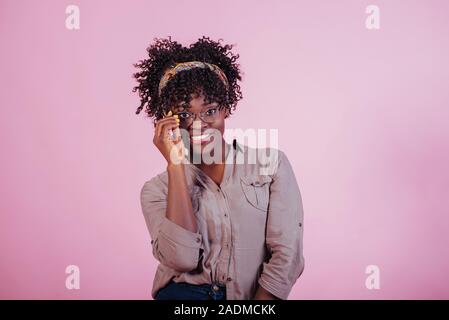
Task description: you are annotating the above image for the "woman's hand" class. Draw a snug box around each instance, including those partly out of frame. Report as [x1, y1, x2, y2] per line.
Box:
[153, 111, 185, 165]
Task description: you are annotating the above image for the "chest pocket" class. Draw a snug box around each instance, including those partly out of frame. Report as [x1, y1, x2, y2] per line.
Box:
[240, 174, 273, 212]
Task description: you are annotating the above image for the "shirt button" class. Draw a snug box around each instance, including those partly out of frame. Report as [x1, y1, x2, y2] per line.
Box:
[227, 277, 232, 282]
[196, 237, 201, 243]
[224, 214, 228, 217]
[299, 222, 302, 227]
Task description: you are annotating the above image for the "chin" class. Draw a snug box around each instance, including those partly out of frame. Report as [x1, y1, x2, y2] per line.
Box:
[190, 137, 221, 155]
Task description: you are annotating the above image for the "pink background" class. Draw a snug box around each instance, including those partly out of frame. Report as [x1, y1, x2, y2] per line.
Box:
[1, 0, 448, 299]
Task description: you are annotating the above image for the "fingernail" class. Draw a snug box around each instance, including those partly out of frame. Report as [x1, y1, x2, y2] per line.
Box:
[167, 110, 173, 116]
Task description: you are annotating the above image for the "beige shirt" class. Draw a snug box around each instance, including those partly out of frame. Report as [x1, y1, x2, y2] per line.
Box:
[140, 139, 305, 300]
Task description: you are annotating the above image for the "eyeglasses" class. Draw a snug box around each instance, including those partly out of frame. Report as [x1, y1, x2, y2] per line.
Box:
[175, 107, 223, 126]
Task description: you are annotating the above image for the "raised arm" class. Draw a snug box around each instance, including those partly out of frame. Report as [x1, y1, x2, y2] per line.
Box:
[140, 113, 203, 272]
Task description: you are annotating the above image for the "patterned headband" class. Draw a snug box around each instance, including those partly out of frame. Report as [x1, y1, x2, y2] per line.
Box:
[158, 61, 229, 96]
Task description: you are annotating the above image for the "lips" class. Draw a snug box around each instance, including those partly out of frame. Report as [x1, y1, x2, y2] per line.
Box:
[191, 132, 212, 144]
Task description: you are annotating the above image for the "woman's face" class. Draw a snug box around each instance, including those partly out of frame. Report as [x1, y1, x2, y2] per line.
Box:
[171, 93, 227, 158]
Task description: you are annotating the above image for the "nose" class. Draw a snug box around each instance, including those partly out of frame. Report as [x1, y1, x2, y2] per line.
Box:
[191, 118, 208, 131]
[190, 117, 208, 133]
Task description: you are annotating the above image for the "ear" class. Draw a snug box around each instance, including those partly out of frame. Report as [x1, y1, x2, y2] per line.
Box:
[223, 107, 231, 118]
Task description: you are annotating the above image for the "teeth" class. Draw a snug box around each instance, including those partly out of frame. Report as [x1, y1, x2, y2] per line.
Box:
[191, 133, 210, 141]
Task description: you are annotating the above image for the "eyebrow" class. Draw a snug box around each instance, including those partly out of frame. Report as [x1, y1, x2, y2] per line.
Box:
[175, 102, 218, 111]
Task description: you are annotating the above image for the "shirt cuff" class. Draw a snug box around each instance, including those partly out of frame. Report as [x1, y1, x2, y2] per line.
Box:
[258, 273, 291, 300]
[159, 216, 203, 249]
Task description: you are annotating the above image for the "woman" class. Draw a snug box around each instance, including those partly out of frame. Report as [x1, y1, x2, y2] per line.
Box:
[133, 36, 305, 300]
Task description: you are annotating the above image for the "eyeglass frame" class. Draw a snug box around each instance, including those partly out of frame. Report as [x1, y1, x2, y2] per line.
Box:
[173, 106, 226, 126]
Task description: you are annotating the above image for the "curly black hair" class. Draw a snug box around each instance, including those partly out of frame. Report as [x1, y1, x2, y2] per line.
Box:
[132, 36, 243, 124]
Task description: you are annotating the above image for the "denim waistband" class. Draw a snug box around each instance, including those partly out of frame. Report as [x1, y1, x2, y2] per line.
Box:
[155, 279, 227, 300]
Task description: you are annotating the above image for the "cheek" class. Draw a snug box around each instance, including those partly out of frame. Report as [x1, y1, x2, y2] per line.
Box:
[213, 117, 226, 131]
[206, 120, 225, 144]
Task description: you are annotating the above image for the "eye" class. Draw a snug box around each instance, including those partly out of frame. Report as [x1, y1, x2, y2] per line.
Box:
[177, 112, 191, 120]
[205, 108, 218, 116]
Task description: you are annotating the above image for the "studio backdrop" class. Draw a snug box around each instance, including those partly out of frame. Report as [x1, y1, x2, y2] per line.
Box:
[1, 0, 448, 299]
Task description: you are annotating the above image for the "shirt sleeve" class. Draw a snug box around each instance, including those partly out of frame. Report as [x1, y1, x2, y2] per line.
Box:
[140, 175, 204, 273]
[257, 150, 305, 300]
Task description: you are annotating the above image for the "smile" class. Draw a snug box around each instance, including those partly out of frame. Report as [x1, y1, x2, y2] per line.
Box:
[191, 133, 212, 144]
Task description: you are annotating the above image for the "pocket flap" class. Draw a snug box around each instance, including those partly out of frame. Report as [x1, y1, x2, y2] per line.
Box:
[240, 174, 272, 187]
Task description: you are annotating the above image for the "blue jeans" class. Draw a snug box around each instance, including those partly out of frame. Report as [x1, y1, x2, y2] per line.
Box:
[155, 280, 227, 300]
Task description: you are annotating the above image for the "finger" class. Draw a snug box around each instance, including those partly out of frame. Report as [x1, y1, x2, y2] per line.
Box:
[172, 128, 183, 144]
[156, 119, 177, 139]
[157, 113, 179, 125]
[156, 115, 177, 125]
[156, 116, 179, 138]
[155, 118, 173, 139]
[160, 120, 180, 140]
[174, 135, 185, 146]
